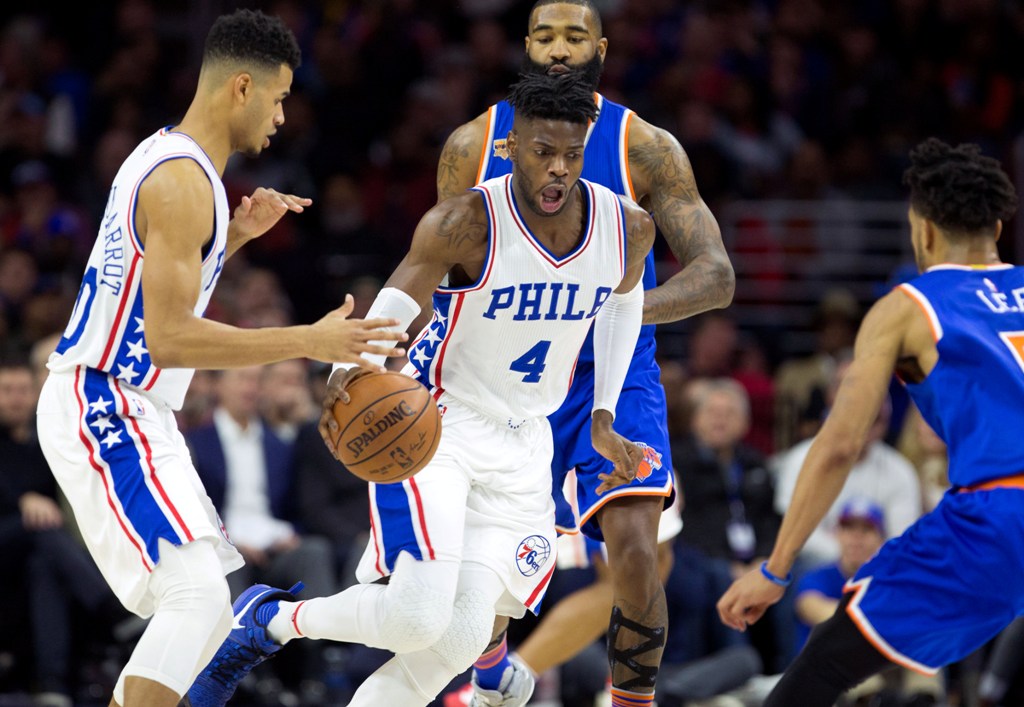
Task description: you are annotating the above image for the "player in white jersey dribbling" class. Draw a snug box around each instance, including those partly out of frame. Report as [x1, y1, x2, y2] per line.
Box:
[188, 70, 654, 707]
[35, 11, 406, 707]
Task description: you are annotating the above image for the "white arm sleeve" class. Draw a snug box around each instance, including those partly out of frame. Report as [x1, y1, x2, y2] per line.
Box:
[331, 287, 421, 375]
[592, 279, 644, 419]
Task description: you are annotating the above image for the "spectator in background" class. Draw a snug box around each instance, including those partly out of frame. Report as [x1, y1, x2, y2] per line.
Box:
[671, 378, 783, 671]
[773, 288, 861, 450]
[0, 358, 125, 706]
[896, 403, 950, 513]
[186, 366, 336, 701]
[260, 358, 316, 444]
[773, 357, 921, 569]
[793, 499, 945, 705]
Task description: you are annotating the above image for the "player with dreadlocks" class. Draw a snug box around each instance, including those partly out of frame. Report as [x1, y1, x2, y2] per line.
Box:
[719, 137, 1023, 706]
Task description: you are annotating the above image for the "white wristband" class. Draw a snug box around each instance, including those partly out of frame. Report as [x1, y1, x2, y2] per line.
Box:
[331, 287, 421, 376]
[592, 280, 643, 419]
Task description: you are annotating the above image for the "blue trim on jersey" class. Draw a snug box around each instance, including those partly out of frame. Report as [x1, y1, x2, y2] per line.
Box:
[508, 179, 592, 266]
[616, 197, 628, 279]
[82, 368, 178, 563]
[129, 155, 219, 262]
[437, 189, 492, 294]
[371, 483, 424, 570]
[163, 126, 218, 175]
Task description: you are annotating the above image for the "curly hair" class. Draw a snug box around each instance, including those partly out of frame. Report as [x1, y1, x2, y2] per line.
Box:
[903, 138, 1017, 235]
[507, 71, 598, 126]
[203, 9, 301, 73]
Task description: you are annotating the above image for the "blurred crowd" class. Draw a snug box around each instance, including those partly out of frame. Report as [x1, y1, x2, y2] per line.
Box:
[1, 0, 1023, 705]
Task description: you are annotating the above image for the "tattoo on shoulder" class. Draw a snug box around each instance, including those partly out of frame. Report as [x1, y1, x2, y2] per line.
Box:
[629, 128, 699, 203]
[435, 202, 488, 254]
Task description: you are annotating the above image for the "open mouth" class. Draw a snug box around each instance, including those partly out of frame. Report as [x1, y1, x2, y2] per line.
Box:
[540, 184, 566, 213]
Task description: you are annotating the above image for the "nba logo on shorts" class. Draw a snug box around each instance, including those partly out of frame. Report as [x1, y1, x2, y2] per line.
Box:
[635, 442, 662, 482]
[516, 535, 551, 577]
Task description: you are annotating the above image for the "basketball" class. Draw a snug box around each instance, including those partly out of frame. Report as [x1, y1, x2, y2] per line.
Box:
[331, 371, 441, 484]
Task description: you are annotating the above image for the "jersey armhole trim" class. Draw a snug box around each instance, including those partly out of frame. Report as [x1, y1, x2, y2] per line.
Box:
[129, 155, 216, 260]
[897, 283, 943, 342]
[475, 106, 496, 186]
[620, 110, 637, 202]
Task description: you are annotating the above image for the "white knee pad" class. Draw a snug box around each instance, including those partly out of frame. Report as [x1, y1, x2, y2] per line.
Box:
[379, 553, 456, 654]
[429, 588, 496, 672]
[116, 539, 233, 701]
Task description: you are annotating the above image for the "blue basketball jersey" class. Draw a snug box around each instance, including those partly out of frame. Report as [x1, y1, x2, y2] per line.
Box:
[898, 264, 1024, 487]
[477, 94, 656, 363]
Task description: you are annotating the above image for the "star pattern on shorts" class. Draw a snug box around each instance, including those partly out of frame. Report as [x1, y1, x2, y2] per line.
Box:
[88, 397, 112, 415]
[126, 338, 148, 362]
[91, 415, 115, 433]
[101, 430, 123, 449]
[116, 362, 139, 383]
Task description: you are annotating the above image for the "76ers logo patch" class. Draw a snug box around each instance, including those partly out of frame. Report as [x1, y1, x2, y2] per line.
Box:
[516, 535, 551, 577]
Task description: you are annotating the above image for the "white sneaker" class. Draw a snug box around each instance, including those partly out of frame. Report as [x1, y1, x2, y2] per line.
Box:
[469, 656, 536, 707]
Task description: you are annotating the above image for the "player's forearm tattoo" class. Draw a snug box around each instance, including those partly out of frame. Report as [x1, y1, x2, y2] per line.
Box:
[630, 129, 734, 325]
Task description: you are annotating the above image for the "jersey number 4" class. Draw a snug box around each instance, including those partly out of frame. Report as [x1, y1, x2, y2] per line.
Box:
[1000, 331, 1024, 374]
[510, 340, 551, 383]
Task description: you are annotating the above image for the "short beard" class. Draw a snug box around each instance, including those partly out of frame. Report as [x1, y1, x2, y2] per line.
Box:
[519, 52, 603, 93]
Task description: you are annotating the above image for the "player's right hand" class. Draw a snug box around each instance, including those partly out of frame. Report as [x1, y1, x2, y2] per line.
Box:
[307, 294, 407, 370]
[591, 411, 643, 494]
[317, 366, 370, 458]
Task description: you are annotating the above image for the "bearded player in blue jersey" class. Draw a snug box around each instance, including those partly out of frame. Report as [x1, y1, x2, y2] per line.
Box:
[437, 2, 734, 705]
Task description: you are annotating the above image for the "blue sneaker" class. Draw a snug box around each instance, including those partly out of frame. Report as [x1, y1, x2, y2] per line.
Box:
[185, 582, 304, 707]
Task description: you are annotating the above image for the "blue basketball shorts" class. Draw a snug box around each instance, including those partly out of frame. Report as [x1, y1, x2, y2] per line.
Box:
[843, 483, 1024, 674]
[549, 348, 674, 542]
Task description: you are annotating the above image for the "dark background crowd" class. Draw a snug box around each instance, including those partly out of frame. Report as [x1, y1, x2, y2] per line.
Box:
[1, 1, 1023, 706]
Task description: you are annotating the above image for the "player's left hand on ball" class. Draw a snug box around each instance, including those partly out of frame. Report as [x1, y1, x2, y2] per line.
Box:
[317, 367, 370, 458]
[591, 412, 643, 494]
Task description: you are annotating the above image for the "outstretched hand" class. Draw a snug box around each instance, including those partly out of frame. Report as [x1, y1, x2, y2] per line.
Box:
[232, 187, 312, 242]
[716, 565, 786, 632]
[306, 294, 407, 369]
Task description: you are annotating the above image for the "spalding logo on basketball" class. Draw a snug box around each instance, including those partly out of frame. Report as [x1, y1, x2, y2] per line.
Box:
[331, 371, 441, 484]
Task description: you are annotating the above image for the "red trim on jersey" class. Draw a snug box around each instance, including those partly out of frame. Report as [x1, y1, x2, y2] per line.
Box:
[368, 488, 385, 576]
[112, 379, 194, 542]
[143, 368, 161, 391]
[505, 176, 596, 269]
[73, 367, 153, 572]
[433, 293, 465, 389]
[291, 601, 307, 637]
[526, 562, 556, 609]
[615, 194, 625, 278]
[408, 477, 436, 561]
[97, 253, 141, 370]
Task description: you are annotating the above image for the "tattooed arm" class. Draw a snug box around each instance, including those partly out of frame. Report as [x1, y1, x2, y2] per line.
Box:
[436, 112, 489, 203]
[383, 192, 490, 309]
[628, 117, 734, 325]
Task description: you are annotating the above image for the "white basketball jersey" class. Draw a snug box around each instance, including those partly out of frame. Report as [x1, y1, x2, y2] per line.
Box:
[404, 175, 626, 423]
[48, 127, 229, 410]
